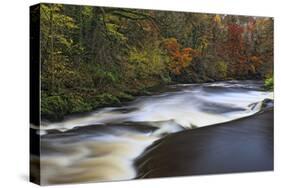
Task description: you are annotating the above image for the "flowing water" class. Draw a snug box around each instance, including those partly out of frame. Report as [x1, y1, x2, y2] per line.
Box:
[35, 80, 273, 184]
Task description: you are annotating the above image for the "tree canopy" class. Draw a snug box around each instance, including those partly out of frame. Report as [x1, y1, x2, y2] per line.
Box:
[37, 4, 273, 120]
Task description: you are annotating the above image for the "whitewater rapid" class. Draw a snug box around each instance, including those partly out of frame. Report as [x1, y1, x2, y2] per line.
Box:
[34, 80, 273, 184]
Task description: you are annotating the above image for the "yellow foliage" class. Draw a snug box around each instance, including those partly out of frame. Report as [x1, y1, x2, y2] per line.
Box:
[213, 15, 222, 25]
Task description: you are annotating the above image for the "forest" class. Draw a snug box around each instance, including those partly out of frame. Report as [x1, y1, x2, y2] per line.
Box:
[38, 4, 274, 121]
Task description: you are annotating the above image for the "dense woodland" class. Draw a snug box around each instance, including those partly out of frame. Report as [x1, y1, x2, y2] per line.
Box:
[37, 4, 274, 120]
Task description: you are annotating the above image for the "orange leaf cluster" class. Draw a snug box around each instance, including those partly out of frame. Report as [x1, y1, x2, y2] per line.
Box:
[163, 38, 196, 75]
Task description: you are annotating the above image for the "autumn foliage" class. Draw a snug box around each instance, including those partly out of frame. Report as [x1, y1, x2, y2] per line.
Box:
[163, 38, 197, 75]
[226, 24, 244, 59]
[38, 4, 273, 120]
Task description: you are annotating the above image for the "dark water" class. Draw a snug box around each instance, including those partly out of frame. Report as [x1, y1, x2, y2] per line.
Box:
[136, 109, 273, 178]
[33, 80, 273, 184]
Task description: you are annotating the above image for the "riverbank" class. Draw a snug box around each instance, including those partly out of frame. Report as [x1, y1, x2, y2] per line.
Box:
[135, 108, 273, 178]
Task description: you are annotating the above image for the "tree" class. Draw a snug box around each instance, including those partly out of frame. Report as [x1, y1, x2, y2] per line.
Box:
[163, 38, 197, 75]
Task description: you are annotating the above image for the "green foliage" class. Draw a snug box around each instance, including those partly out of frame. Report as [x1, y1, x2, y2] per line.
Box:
[128, 47, 148, 64]
[41, 95, 68, 120]
[127, 44, 170, 83]
[90, 94, 121, 108]
[64, 95, 92, 114]
[116, 92, 134, 101]
[105, 23, 128, 42]
[93, 69, 118, 86]
[215, 61, 228, 80]
[264, 76, 273, 91]
[41, 94, 92, 120]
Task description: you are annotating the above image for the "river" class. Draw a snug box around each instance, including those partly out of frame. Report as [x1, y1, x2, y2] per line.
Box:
[35, 80, 273, 185]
